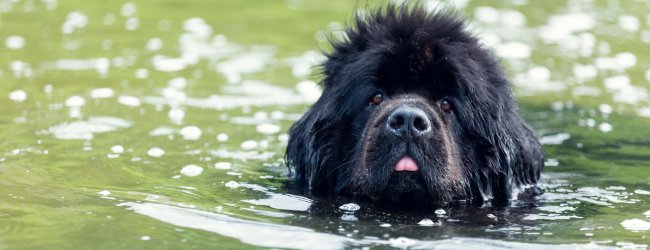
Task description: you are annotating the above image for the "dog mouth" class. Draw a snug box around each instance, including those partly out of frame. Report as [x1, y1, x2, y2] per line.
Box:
[394, 155, 419, 172]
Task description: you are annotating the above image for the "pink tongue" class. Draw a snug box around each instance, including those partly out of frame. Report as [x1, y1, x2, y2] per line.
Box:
[395, 156, 419, 172]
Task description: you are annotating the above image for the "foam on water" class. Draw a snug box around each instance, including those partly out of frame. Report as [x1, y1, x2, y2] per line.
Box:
[43, 116, 132, 140]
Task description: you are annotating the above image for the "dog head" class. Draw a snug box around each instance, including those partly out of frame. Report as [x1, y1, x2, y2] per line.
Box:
[286, 5, 543, 205]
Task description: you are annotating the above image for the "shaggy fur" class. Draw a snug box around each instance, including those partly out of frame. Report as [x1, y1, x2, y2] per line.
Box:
[285, 4, 543, 205]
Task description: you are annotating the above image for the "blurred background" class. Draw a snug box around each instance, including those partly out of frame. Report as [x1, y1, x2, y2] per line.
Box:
[1, 0, 649, 249]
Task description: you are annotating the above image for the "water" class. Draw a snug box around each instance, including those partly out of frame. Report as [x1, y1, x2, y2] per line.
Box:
[1, 0, 649, 249]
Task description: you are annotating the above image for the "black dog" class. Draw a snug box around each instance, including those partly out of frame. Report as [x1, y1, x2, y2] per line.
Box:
[286, 4, 543, 205]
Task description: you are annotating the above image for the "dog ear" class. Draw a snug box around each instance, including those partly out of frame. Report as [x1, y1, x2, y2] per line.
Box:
[285, 97, 339, 194]
[446, 46, 543, 203]
[285, 105, 318, 190]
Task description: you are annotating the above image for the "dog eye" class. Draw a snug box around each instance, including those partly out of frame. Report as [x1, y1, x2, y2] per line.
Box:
[369, 92, 384, 106]
[440, 99, 453, 112]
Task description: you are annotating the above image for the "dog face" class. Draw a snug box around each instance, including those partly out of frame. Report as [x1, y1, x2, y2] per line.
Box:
[286, 5, 543, 205]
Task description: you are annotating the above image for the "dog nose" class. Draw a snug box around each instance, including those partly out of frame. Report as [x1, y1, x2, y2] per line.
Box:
[386, 107, 431, 138]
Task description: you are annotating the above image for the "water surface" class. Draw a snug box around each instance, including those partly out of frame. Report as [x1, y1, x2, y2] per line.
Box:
[1, 0, 649, 249]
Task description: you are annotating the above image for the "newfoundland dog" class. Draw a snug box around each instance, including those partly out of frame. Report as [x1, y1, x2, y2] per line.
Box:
[286, 4, 543, 205]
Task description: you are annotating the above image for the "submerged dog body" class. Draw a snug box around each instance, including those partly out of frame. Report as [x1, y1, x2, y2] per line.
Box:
[286, 5, 543, 205]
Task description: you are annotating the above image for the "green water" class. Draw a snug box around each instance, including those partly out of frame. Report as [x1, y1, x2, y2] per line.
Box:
[1, 0, 649, 249]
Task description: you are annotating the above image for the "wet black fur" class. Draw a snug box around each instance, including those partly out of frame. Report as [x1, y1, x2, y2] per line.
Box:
[285, 4, 543, 205]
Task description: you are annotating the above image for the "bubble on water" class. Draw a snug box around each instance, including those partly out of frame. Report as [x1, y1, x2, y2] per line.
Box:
[501, 10, 526, 27]
[180, 164, 203, 177]
[140, 236, 150, 241]
[540, 13, 595, 43]
[146, 38, 163, 51]
[118, 95, 141, 107]
[41, 58, 111, 74]
[598, 104, 613, 115]
[6, 36, 25, 50]
[135, 68, 149, 79]
[225, 181, 240, 188]
[616, 52, 637, 69]
[339, 203, 360, 212]
[183, 17, 213, 38]
[635, 190, 650, 195]
[121, 2, 137, 17]
[380, 223, 391, 228]
[90, 88, 114, 99]
[487, 214, 498, 221]
[216, 133, 229, 142]
[544, 158, 559, 167]
[598, 123, 613, 133]
[180, 126, 201, 140]
[168, 77, 187, 89]
[44, 84, 54, 93]
[277, 134, 289, 142]
[434, 209, 446, 215]
[125, 17, 139, 31]
[168, 108, 185, 124]
[241, 140, 258, 150]
[539, 206, 576, 213]
[162, 88, 187, 104]
[61, 11, 88, 34]
[65, 96, 86, 107]
[227, 172, 242, 177]
[44, 116, 132, 140]
[147, 147, 165, 157]
[573, 64, 597, 80]
[389, 237, 417, 248]
[9, 90, 27, 102]
[474, 6, 499, 24]
[256, 123, 280, 134]
[111, 145, 124, 154]
[604, 75, 630, 90]
[618, 15, 640, 32]
[539, 133, 571, 145]
[417, 218, 436, 226]
[549, 13, 594, 32]
[621, 219, 650, 231]
[214, 162, 232, 170]
[98, 190, 111, 196]
[495, 42, 530, 59]
[152, 55, 187, 72]
[149, 127, 175, 136]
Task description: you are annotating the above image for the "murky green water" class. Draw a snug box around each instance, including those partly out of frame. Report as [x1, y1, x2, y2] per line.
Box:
[1, 0, 649, 249]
